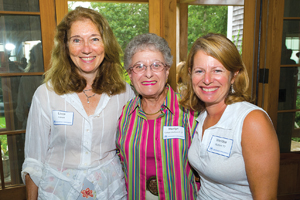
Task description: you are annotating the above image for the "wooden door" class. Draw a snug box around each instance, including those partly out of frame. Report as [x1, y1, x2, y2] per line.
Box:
[254, 0, 300, 199]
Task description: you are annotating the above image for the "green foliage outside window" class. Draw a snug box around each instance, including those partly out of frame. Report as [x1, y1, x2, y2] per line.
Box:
[69, 3, 229, 57]
[0, 134, 8, 158]
[90, 3, 149, 54]
[188, 5, 228, 51]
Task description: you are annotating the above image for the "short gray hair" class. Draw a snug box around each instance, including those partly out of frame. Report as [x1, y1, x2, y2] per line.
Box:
[124, 33, 173, 70]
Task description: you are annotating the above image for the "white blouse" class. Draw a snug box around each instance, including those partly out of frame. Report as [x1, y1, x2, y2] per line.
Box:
[188, 102, 266, 200]
[21, 83, 135, 200]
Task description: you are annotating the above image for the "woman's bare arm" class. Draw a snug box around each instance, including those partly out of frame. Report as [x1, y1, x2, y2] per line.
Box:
[25, 174, 38, 200]
[242, 110, 280, 200]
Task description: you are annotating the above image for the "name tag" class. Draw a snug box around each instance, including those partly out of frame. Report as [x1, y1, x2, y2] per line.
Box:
[52, 110, 74, 126]
[207, 135, 233, 157]
[163, 126, 185, 140]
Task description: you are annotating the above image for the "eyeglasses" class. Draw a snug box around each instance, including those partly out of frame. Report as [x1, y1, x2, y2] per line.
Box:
[129, 61, 168, 74]
[68, 36, 103, 47]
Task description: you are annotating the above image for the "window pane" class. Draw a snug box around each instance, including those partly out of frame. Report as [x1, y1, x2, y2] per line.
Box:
[281, 20, 300, 65]
[277, 112, 297, 152]
[0, 133, 25, 186]
[278, 67, 298, 111]
[279, 15, 300, 152]
[292, 136, 300, 151]
[188, 5, 243, 54]
[0, 15, 43, 74]
[188, 5, 229, 51]
[0, 0, 39, 12]
[0, 75, 43, 131]
[284, 0, 300, 17]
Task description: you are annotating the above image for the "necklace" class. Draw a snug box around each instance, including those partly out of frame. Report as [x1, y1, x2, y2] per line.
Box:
[143, 108, 162, 115]
[82, 89, 96, 104]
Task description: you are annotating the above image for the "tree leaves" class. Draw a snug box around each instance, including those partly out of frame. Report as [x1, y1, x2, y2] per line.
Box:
[89, 3, 227, 54]
[188, 5, 228, 51]
[90, 2, 149, 54]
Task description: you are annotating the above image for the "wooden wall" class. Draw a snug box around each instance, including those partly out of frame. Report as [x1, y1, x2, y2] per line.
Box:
[278, 153, 300, 200]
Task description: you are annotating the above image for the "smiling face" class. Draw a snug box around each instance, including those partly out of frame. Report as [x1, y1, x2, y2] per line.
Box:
[68, 19, 105, 77]
[191, 50, 236, 108]
[128, 49, 170, 99]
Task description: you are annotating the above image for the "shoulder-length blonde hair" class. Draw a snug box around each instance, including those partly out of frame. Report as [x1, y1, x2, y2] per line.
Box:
[44, 6, 125, 95]
[180, 33, 252, 111]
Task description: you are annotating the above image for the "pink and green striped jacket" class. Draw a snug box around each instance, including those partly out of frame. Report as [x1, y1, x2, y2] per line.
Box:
[116, 85, 199, 200]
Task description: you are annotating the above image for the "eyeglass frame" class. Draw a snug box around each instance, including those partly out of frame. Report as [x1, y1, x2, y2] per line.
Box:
[128, 61, 169, 74]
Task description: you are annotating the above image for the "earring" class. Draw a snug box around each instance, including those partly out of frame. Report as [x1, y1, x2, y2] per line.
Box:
[231, 84, 234, 93]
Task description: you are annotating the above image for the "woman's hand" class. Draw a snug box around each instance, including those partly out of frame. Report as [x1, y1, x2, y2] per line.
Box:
[242, 110, 280, 200]
[25, 174, 38, 200]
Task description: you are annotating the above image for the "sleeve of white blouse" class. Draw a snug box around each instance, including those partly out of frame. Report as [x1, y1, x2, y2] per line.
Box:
[21, 85, 51, 187]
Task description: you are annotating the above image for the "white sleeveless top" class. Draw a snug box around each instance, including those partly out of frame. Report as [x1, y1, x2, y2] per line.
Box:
[188, 101, 267, 200]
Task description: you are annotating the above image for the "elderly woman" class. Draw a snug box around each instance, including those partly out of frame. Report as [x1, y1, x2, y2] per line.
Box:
[181, 33, 280, 199]
[116, 33, 199, 200]
[21, 7, 134, 200]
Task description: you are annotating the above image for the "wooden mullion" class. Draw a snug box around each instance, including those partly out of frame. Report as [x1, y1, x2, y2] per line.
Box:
[55, 0, 68, 25]
[0, 130, 25, 136]
[0, 72, 44, 77]
[77, 0, 148, 2]
[280, 65, 300, 67]
[278, 110, 300, 113]
[149, 0, 161, 36]
[283, 17, 300, 20]
[0, 185, 26, 199]
[40, 0, 56, 72]
[243, 0, 259, 97]
[179, 3, 188, 62]
[0, 148, 5, 189]
[161, 0, 177, 89]
[0, 11, 40, 15]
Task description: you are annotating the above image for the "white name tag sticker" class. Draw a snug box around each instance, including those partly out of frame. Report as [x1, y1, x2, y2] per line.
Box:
[163, 126, 185, 140]
[52, 110, 74, 126]
[207, 135, 233, 157]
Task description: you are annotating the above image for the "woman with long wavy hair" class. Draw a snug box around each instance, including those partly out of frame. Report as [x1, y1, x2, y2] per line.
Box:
[21, 7, 134, 200]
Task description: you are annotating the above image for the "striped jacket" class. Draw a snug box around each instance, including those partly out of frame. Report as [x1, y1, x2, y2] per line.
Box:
[116, 85, 199, 200]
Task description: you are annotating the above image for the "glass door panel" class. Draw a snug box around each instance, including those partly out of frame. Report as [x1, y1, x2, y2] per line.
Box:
[0, 2, 44, 190]
[0, 14, 44, 131]
[0, 133, 25, 186]
[187, 1, 244, 53]
[0, 0, 39, 12]
[187, 5, 230, 51]
[277, 0, 300, 152]
[284, 0, 300, 17]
